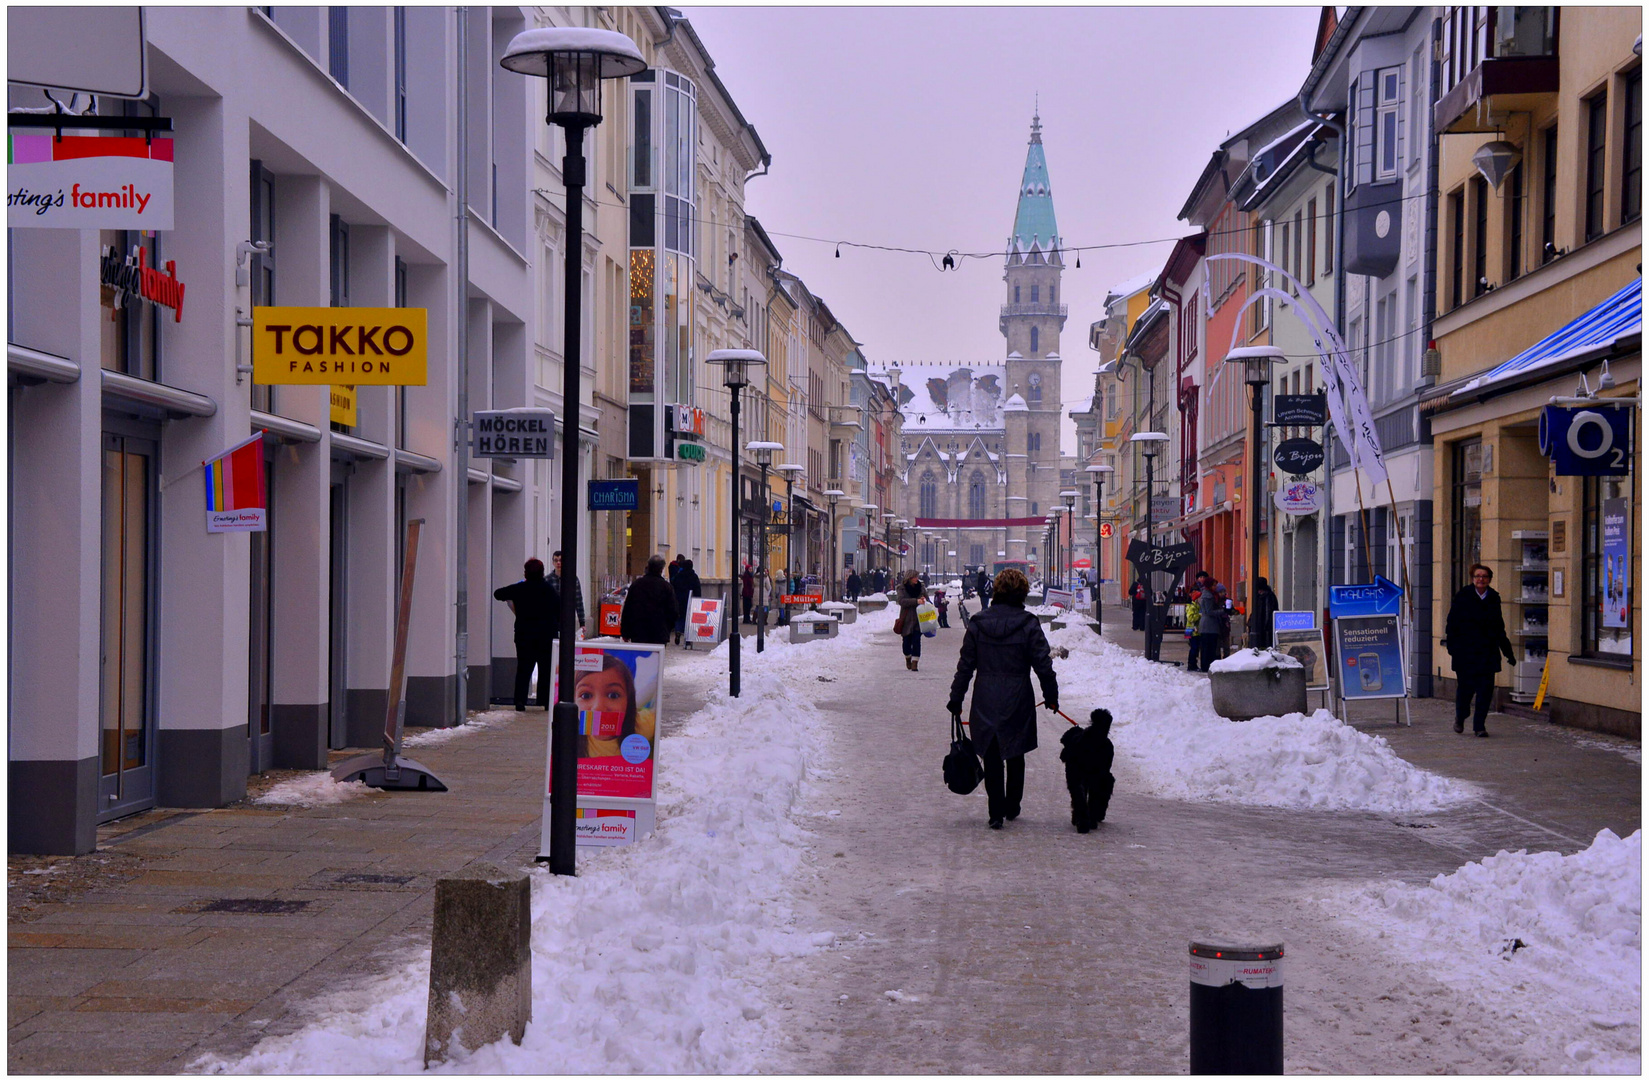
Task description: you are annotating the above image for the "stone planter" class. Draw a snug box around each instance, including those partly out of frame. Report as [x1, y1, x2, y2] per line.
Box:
[857, 597, 889, 614]
[818, 602, 858, 624]
[789, 615, 839, 643]
[1208, 666, 1308, 721]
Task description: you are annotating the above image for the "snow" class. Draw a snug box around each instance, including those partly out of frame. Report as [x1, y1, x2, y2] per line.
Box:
[790, 611, 835, 623]
[1208, 647, 1303, 672]
[253, 773, 369, 808]
[403, 708, 519, 749]
[815, 601, 856, 612]
[1314, 828, 1642, 1073]
[1040, 626, 1476, 814]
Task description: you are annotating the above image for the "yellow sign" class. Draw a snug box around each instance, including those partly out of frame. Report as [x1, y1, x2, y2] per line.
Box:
[329, 384, 357, 427]
[1533, 654, 1552, 711]
[253, 306, 427, 385]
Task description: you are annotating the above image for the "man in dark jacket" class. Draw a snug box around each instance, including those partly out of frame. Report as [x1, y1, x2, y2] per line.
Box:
[668, 553, 686, 585]
[975, 568, 991, 610]
[494, 558, 559, 710]
[672, 559, 702, 644]
[620, 555, 678, 645]
[1251, 577, 1279, 648]
[845, 569, 862, 602]
[1197, 583, 1230, 672]
[947, 568, 1060, 830]
[1445, 563, 1517, 736]
[549, 550, 585, 638]
[740, 566, 755, 623]
[1130, 580, 1148, 630]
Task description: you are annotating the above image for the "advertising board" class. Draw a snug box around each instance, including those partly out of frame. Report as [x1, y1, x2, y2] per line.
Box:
[685, 596, 725, 647]
[1332, 615, 1405, 701]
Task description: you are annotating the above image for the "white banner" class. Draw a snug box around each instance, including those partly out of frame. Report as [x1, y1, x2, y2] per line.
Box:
[8, 154, 173, 231]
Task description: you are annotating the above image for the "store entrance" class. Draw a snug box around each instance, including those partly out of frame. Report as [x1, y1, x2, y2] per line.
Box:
[99, 432, 157, 822]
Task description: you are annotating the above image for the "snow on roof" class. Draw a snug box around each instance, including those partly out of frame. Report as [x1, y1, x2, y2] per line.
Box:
[1003, 393, 1028, 412]
[1105, 270, 1157, 306]
[1068, 394, 1096, 416]
[1451, 277, 1642, 397]
[889, 363, 1007, 432]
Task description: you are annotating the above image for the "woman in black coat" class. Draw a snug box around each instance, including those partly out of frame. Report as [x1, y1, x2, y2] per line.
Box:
[1444, 563, 1517, 736]
[1251, 577, 1279, 648]
[620, 555, 679, 645]
[947, 569, 1060, 829]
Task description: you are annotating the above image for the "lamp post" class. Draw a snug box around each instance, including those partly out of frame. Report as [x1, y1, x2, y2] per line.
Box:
[823, 489, 845, 600]
[501, 25, 646, 878]
[1131, 431, 1170, 662]
[1086, 463, 1113, 633]
[1225, 347, 1283, 647]
[707, 349, 768, 699]
[747, 441, 782, 653]
[895, 519, 908, 576]
[883, 512, 896, 585]
[1060, 489, 1079, 589]
[775, 463, 804, 623]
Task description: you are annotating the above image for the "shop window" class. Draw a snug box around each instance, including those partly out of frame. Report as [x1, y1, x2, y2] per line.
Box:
[99, 230, 160, 380]
[1582, 476, 1633, 658]
[1450, 439, 1484, 594]
[1541, 123, 1559, 261]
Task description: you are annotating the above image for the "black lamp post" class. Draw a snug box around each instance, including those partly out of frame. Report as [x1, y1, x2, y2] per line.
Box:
[707, 348, 767, 698]
[1225, 347, 1283, 647]
[1086, 463, 1113, 632]
[823, 489, 845, 600]
[747, 441, 782, 652]
[501, 25, 645, 878]
[1061, 489, 1079, 589]
[1131, 430, 1169, 662]
[883, 512, 896, 582]
[775, 462, 803, 623]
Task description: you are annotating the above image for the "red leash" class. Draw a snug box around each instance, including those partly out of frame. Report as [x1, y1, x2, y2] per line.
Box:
[955, 703, 1079, 727]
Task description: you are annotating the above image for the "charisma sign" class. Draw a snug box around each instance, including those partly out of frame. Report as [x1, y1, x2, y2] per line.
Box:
[473, 409, 555, 458]
[588, 478, 639, 511]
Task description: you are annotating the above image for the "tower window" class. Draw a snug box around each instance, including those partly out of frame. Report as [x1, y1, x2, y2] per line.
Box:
[1030, 326, 1039, 354]
[1028, 371, 1042, 406]
[1031, 284, 1039, 303]
[1014, 285, 1020, 303]
[919, 472, 937, 518]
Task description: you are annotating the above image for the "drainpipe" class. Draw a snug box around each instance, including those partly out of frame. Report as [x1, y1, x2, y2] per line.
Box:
[454, 8, 470, 725]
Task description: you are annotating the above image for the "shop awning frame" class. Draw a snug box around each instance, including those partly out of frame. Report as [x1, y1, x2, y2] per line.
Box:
[1450, 277, 1642, 402]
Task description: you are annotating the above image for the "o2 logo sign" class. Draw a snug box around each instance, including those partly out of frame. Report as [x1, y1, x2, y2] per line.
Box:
[1540, 405, 1632, 477]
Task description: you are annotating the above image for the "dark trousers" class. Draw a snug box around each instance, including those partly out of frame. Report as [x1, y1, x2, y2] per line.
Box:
[902, 630, 922, 658]
[981, 738, 1025, 821]
[937, 603, 950, 628]
[1197, 633, 1223, 672]
[980, 592, 991, 610]
[1455, 671, 1496, 731]
[513, 638, 552, 709]
[1186, 634, 1201, 671]
[741, 594, 753, 622]
[1132, 600, 1146, 630]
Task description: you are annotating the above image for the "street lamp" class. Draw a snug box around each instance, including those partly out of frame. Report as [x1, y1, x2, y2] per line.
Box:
[895, 519, 908, 574]
[1086, 463, 1114, 633]
[775, 462, 804, 623]
[501, 24, 646, 878]
[883, 512, 897, 583]
[1131, 431, 1170, 662]
[747, 441, 783, 653]
[823, 489, 845, 600]
[707, 348, 768, 699]
[1225, 346, 1283, 646]
[1060, 489, 1079, 589]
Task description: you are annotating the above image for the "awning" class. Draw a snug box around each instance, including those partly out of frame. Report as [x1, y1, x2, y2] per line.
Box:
[1451, 277, 1642, 399]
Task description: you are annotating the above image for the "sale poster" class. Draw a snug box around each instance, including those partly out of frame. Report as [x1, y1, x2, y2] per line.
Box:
[686, 596, 725, 646]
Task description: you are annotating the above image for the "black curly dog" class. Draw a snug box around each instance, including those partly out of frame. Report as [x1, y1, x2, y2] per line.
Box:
[1058, 709, 1116, 833]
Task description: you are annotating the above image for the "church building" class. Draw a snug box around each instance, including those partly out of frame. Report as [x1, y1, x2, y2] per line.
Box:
[884, 114, 1067, 576]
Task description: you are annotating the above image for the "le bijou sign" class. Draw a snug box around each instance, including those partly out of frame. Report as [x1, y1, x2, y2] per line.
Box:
[1273, 437, 1325, 476]
[1126, 539, 1196, 574]
[1272, 393, 1327, 428]
[252, 306, 429, 385]
[473, 409, 555, 458]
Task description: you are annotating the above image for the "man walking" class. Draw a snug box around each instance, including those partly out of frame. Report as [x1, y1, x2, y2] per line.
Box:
[845, 568, 862, 602]
[976, 567, 992, 610]
[1444, 563, 1517, 736]
[493, 558, 559, 710]
[1197, 582, 1230, 672]
[549, 550, 585, 639]
[672, 558, 702, 645]
[741, 565, 755, 624]
[620, 555, 678, 645]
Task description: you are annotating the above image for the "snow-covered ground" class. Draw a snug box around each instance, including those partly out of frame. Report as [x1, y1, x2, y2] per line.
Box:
[252, 773, 369, 808]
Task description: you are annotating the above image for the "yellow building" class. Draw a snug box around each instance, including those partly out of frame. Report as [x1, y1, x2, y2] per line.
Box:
[1422, 7, 1640, 735]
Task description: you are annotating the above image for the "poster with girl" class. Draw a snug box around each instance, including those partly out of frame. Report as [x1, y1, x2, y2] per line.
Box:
[540, 642, 664, 848]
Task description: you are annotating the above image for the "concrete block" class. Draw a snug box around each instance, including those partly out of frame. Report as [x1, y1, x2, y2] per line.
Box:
[423, 862, 531, 1065]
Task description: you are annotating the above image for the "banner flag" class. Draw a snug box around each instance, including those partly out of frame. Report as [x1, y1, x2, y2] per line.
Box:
[204, 431, 267, 532]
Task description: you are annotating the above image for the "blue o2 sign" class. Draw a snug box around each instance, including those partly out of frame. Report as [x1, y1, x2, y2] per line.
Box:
[588, 478, 640, 512]
[1540, 405, 1632, 476]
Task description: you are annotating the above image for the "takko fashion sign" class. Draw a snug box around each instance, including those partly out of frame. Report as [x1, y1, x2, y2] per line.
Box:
[8, 135, 174, 230]
[252, 306, 428, 385]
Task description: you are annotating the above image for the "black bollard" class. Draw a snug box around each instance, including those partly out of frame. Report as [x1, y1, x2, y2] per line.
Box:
[1189, 939, 1283, 1074]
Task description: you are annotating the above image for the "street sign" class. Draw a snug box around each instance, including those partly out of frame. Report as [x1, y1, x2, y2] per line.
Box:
[1328, 575, 1403, 619]
[1539, 404, 1632, 476]
[684, 597, 725, 647]
[588, 478, 639, 511]
[1273, 437, 1325, 475]
[1333, 614, 1405, 700]
[1273, 610, 1315, 632]
[473, 408, 555, 457]
[1273, 393, 1327, 427]
[1126, 539, 1196, 574]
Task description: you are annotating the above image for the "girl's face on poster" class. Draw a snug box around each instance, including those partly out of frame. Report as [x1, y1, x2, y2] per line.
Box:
[576, 666, 630, 715]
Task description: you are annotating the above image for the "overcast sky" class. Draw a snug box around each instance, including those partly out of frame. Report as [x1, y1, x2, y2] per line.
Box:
[680, 5, 1323, 452]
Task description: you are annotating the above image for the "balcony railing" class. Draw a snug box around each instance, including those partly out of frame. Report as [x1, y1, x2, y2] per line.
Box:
[998, 302, 1068, 319]
[1436, 6, 1559, 134]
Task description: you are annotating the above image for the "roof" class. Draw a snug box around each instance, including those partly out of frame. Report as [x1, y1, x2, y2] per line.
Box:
[1009, 113, 1061, 258]
[891, 364, 1008, 432]
[1105, 270, 1157, 308]
[1003, 393, 1028, 412]
[1451, 278, 1643, 398]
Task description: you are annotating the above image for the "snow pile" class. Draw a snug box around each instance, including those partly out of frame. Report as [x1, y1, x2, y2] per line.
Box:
[1320, 829, 1642, 1073]
[253, 773, 369, 808]
[1025, 604, 1061, 616]
[790, 611, 835, 623]
[205, 629, 865, 1074]
[402, 708, 521, 749]
[815, 601, 856, 612]
[1209, 648, 1303, 673]
[1040, 625, 1475, 814]
[857, 591, 888, 602]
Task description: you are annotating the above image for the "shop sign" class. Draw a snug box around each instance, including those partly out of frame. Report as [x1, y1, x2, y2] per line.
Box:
[684, 597, 725, 647]
[1099, 522, 1114, 539]
[780, 593, 823, 605]
[8, 135, 174, 230]
[1274, 437, 1324, 475]
[588, 478, 640, 511]
[1602, 497, 1630, 630]
[676, 442, 706, 463]
[1333, 614, 1405, 700]
[1274, 480, 1324, 515]
[472, 408, 555, 458]
[252, 306, 428, 385]
[1274, 627, 1330, 691]
[1125, 539, 1195, 574]
[329, 384, 357, 427]
[1183, 491, 1198, 516]
[668, 403, 706, 438]
[100, 243, 184, 322]
[1539, 405, 1632, 476]
[1328, 575, 1403, 619]
[1272, 393, 1327, 427]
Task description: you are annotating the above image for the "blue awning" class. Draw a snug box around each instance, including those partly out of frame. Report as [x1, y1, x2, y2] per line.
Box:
[1452, 277, 1642, 397]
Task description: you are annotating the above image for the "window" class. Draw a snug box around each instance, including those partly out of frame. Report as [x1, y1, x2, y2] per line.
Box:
[919, 473, 937, 518]
[1376, 67, 1400, 181]
[1305, 198, 1318, 285]
[968, 474, 986, 519]
[1292, 209, 1304, 294]
[1448, 188, 1465, 309]
[1031, 284, 1039, 303]
[250, 161, 276, 412]
[1541, 123, 1559, 261]
[1028, 372, 1042, 407]
[329, 214, 350, 307]
[1323, 183, 1335, 271]
[1450, 439, 1484, 595]
[1624, 69, 1642, 224]
[393, 7, 407, 142]
[328, 7, 348, 87]
[99, 230, 159, 380]
[1582, 475, 1633, 658]
[1471, 177, 1488, 297]
[1507, 160, 1524, 281]
[1014, 285, 1020, 303]
[1585, 92, 1608, 241]
[1029, 326, 1039, 355]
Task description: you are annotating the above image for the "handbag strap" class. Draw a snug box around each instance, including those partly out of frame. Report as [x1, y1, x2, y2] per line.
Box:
[951, 712, 968, 742]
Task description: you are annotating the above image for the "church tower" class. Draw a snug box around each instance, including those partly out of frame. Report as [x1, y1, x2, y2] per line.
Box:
[1000, 111, 1065, 573]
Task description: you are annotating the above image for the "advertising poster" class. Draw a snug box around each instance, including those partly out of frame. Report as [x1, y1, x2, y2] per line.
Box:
[685, 596, 725, 647]
[1274, 627, 1330, 691]
[1045, 587, 1076, 611]
[1332, 615, 1405, 700]
[1602, 497, 1630, 631]
[541, 642, 664, 849]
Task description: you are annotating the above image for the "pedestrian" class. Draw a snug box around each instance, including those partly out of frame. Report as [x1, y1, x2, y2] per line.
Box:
[1444, 563, 1517, 736]
[1130, 579, 1147, 631]
[619, 554, 678, 645]
[668, 553, 686, 585]
[741, 565, 755, 624]
[548, 550, 585, 638]
[975, 568, 991, 610]
[934, 588, 950, 629]
[1251, 576, 1279, 648]
[846, 569, 862, 602]
[672, 558, 702, 645]
[894, 569, 928, 672]
[1197, 583, 1229, 672]
[947, 568, 1060, 830]
[493, 558, 559, 710]
[1184, 588, 1202, 671]
[1218, 584, 1236, 657]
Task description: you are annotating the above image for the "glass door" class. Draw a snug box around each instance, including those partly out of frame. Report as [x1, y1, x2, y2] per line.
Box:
[100, 434, 156, 820]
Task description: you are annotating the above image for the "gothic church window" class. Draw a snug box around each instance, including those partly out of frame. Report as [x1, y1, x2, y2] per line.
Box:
[919, 473, 937, 518]
[1030, 327, 1039, 354]
[968, 473, 986, 519]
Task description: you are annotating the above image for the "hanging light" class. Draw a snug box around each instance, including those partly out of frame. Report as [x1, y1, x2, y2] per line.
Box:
[1472, 140, 1522, 191]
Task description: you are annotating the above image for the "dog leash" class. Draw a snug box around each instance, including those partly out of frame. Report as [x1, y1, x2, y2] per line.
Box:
[1037, 701, 1080, 727]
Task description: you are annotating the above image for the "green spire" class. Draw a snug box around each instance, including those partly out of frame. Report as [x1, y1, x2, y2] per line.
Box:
[1010, 111, 1059, 259]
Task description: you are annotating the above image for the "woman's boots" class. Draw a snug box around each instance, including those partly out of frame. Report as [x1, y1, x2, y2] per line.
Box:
[905, 656, 918, 672]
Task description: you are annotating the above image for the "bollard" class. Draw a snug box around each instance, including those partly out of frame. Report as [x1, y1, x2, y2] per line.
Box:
[1189, 939, 1283, 1074]
[423, 863, 532, 1066]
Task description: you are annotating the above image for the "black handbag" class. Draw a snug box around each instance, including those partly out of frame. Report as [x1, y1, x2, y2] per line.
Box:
[943, 713, 983, 795]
